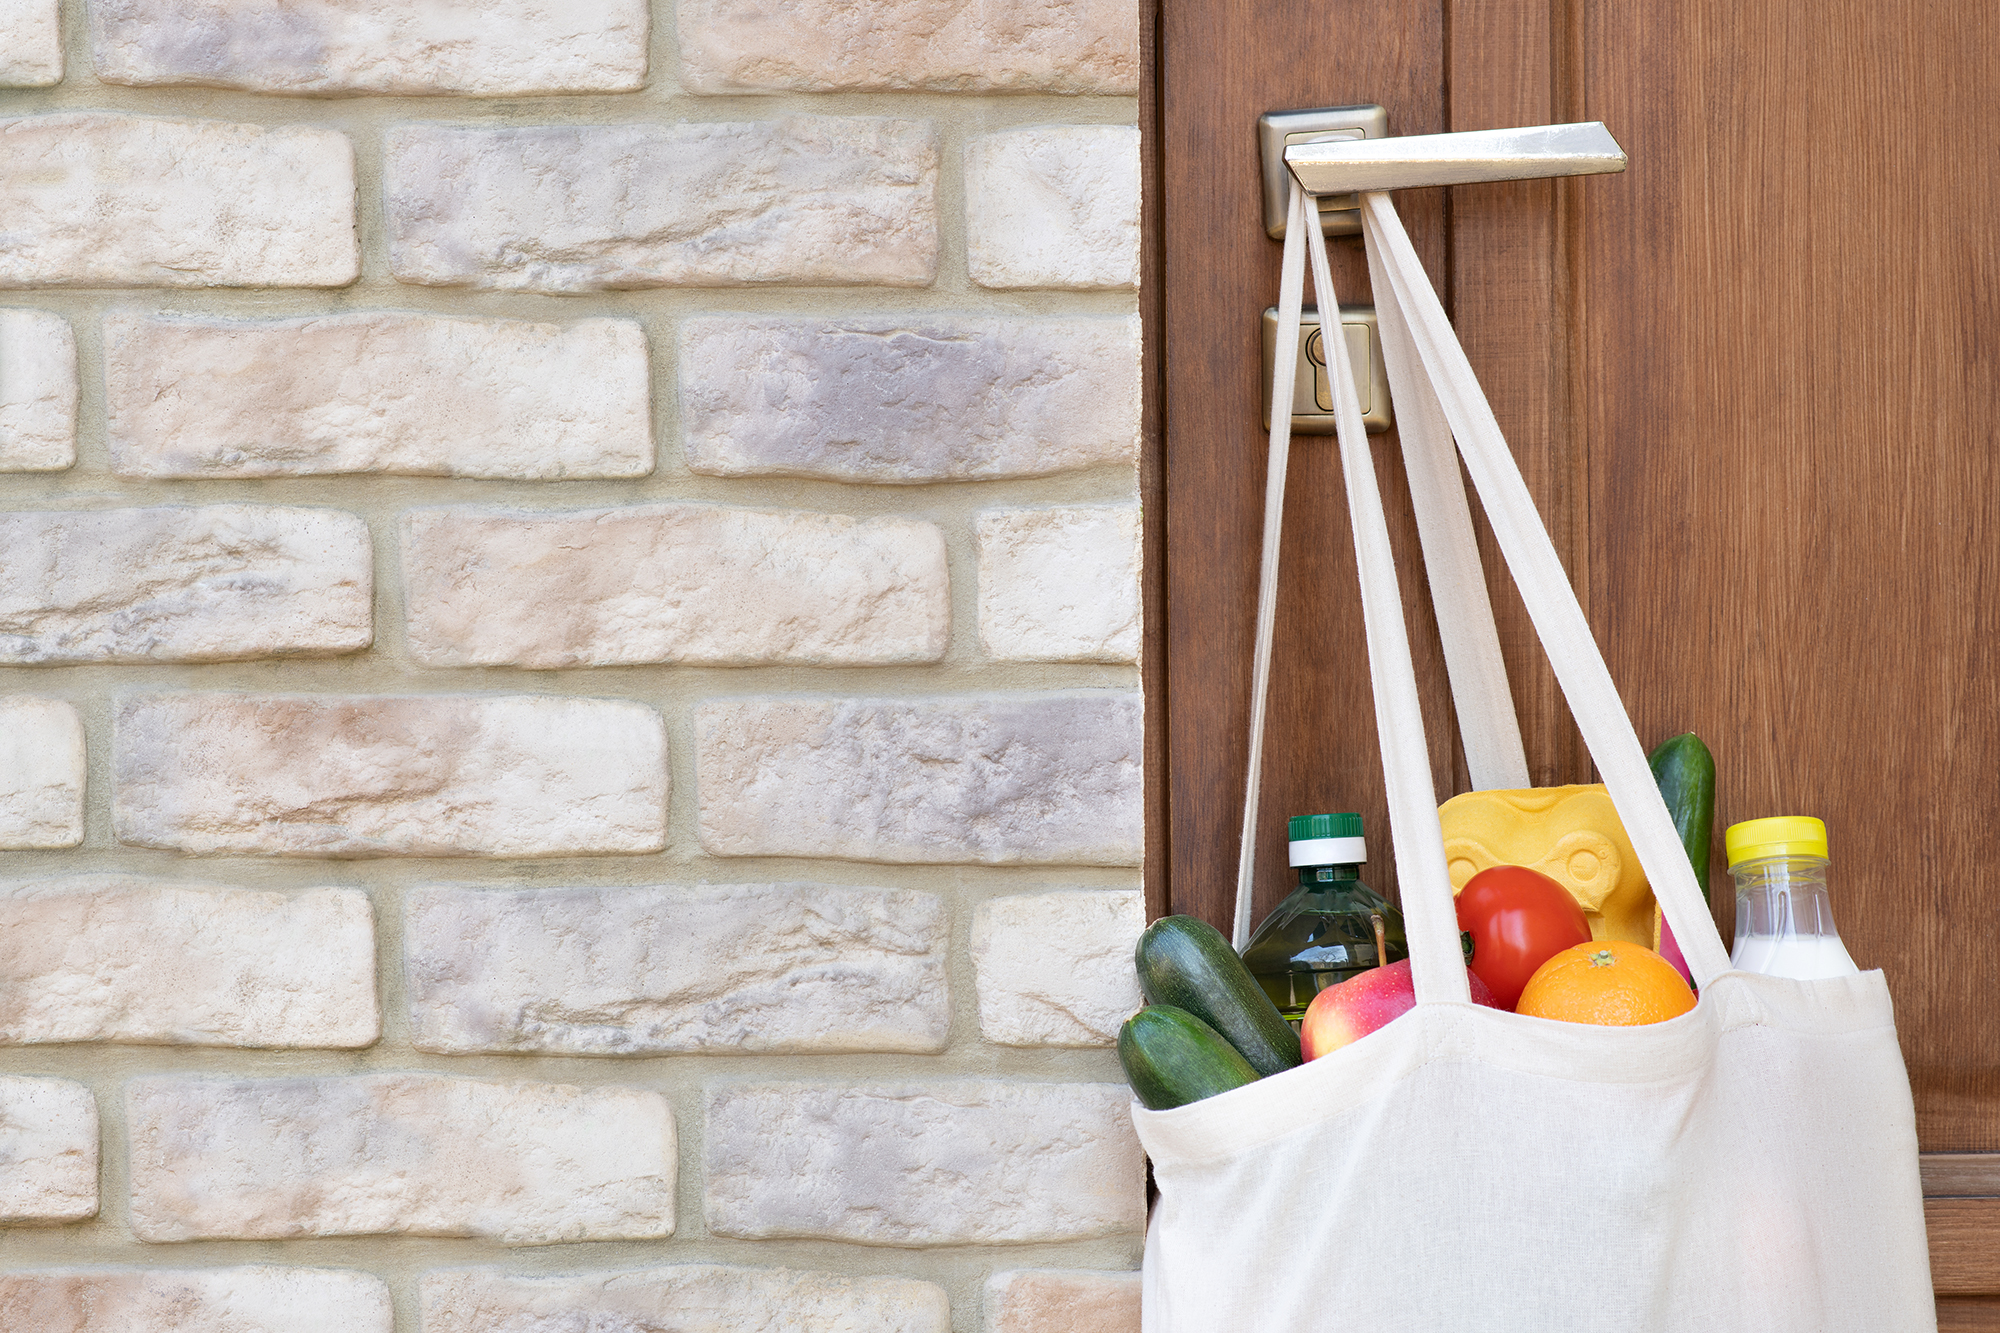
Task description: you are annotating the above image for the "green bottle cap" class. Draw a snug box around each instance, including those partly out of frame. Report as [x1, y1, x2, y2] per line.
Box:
[1287, 813, 1367, 867]
[1288, 812, 1363, 841]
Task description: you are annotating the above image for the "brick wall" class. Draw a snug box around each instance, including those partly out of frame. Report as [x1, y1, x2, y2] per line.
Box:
[0, 2, 1145, 1329]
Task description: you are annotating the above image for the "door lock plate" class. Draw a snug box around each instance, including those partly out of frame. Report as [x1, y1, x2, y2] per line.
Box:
[1258, 104, 1389, 238]
[1262, 305, 1392, 435]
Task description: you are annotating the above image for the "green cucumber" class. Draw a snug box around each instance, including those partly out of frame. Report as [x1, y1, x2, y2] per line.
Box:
[1649, 732, 1717, 901]
[1135, 915, 1301, 1075]
[1119, 1005, 1261, 1110]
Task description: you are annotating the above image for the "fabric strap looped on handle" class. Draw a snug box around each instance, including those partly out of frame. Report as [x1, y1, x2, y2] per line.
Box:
[1353, 191, 1729, 987]
[1230, 183, 1312, 949]
[1298, 202, 1471, 1003]
[1234, 185, 1527, 953]
[1236, 181, 1731, 995]
[1371, 261, 1530, 794]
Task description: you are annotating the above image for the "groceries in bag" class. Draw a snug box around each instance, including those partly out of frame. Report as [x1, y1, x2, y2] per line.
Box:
[1648, 732, 1717, 984]
[1725, 816, 1859, 979]
[1121, 843, 1697, 1104]
[1119, 783, 1853, 1108]
[1133, 915, 1300, 1075]
[1299, 957, 1502, 1058]
[1438, 783, 1656, 945]
[1239, 812, 1408, 1023]
[1649, 733, 1717, 898]
[1452, 863, 1592, 1009]
[1120, 1005, 1260, 1110]
[1516, 939, 1697, 1025]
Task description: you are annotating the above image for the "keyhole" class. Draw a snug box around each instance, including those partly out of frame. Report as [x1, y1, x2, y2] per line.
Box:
[1304, 326, 1335, 410]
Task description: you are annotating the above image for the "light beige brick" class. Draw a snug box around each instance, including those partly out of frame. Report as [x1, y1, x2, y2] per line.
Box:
[974, 890, 1144, 1047]
[92, 0, 648, 95]
[114, 694, 667, 858]
[679, 315, 1140, 484]
[127, 1074, 675, 1243]
[106, 311, 651, 480]
[986, 1270, 1141, 1333]
[0, 506, 371, 664]
[0, 309, 75, 470]
[0, 697, 83, 850]
[0, 0, 61, 86]
[386, 117, 936, 292]
[0, 1268, 391, 1332]
[0, 1078, 97, 1223]
[0, 113, 355, 288]
[407, 882, 948, 1055]
[698, 694, 1143, 865]
[678, 0, 1136, 94]
[706, 1081, 1144, 1244]
[422, 1265, 950, 1333]
[978, 505, 1142, 662]
[0, 875, 377, 1048]
[402, 504, 947, 668]
[967, 126, 1140, 290]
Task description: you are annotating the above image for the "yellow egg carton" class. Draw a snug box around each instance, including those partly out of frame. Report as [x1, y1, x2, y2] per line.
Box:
[1437, 784, 1658, 947]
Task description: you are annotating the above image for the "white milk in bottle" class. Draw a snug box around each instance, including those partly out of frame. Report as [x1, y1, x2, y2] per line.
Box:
[1725, 815, 1859, 979]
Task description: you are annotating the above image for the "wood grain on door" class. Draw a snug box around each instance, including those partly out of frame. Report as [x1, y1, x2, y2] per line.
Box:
[1576, 0, 2000, 1151]
[1158, 0, 1998, 1150]
[1152, 0, 2000, 1298]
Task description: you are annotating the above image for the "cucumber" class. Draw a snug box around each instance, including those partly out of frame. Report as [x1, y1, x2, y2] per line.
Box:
[1119, 1005, 1261, 1110]
[1649, 732, 1717, 901]
[1135, 915, 1301, 1075]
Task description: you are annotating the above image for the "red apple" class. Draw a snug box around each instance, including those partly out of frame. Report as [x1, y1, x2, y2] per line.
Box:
[1300, 958, 1504, 1059]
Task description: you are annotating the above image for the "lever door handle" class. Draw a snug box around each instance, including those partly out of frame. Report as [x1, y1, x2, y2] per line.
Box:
[1285, 121, 1626, 196]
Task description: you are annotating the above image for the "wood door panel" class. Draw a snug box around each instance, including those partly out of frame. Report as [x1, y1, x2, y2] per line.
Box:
[1159, 0, 1998, 1152]
[1939, 1299, 2000, 1332]
[1929, 1199, 2000, 1296]
[1580, 0, 2000, 1148]
[1161, 0, 1454, 930]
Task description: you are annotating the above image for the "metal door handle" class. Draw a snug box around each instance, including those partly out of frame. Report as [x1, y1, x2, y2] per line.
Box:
[1284, 121, 1626, 196]
[1256, 112, 1628, 431]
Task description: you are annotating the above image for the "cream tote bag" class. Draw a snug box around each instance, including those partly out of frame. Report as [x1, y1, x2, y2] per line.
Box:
[1133, 183, 1936, 1332]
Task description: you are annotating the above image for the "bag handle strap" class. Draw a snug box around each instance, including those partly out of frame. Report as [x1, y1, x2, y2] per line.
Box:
[1230, 183, 1313, 949]
[1233, 185, 1530, 949]
[1238, 184, 1728, 993]
[1233, 188, 1473, 996]
[1295, 198, 1472, 1002]
[1371, 260, 1531, 795]
[1352, 192, 1731, 990]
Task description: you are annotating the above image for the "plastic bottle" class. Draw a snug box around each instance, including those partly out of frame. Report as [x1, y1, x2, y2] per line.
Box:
[1724, 815, 1859, 979]
[1239, 813, 1408, 1024]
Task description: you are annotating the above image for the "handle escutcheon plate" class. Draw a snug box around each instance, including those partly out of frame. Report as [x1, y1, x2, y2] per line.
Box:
[1257, 105, 1388, 239]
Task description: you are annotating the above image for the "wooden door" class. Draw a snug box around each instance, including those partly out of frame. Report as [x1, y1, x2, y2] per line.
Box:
[1150, 0, 2000, 1315]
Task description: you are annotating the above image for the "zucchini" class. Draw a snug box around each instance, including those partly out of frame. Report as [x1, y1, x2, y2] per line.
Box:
[1135, 915, 1301, 1075]
[1119, 1005, 1261, 1110]
[1649, 732, 1717, 901]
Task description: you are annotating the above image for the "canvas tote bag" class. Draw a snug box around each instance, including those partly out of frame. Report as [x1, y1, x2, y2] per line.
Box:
[1133, 183, 1936, 1332]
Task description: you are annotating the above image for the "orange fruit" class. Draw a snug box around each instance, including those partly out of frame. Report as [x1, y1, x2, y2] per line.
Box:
[1515, 939, 1696, 1025]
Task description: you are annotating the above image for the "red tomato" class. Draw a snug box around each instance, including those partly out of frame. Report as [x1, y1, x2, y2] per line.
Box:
[1454, 865, 1593, 1010]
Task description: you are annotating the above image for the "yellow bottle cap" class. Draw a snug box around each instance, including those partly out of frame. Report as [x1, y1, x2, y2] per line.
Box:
[1725, 815, 1828, 868]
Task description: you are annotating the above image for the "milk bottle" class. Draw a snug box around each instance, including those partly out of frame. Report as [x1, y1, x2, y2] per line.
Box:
[1725, 815, 1860, 978]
